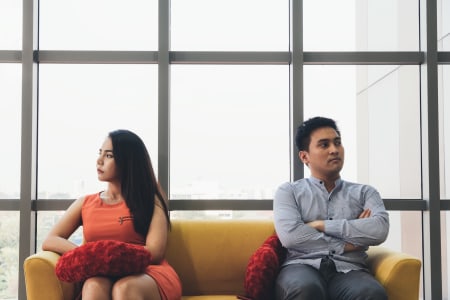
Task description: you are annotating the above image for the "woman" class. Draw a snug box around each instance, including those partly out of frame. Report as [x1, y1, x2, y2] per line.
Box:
[42, 129, 182, 300]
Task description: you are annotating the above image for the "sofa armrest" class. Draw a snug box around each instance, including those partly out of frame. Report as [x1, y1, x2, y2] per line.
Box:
[367, 246, 422, 300]
[24, 251, 77, 300]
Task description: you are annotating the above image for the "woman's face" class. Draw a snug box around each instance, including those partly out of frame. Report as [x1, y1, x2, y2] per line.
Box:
[96, 137, 118, 183]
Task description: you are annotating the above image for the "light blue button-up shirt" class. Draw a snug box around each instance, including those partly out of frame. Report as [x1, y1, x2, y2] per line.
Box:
[273, 176, 389, 273]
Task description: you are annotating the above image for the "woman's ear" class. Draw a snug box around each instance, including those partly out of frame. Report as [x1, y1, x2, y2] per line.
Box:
[299, 151, 309, 166]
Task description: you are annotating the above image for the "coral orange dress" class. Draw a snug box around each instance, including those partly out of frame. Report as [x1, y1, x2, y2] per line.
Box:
[81, 192, 182, 300]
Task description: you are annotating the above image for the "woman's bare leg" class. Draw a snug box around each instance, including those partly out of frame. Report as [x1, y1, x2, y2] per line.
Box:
[112, 274, 161, 300]
[82, 277, 114, 300]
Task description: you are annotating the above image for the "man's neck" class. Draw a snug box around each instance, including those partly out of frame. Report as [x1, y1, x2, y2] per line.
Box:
[311, 174, 340, 192]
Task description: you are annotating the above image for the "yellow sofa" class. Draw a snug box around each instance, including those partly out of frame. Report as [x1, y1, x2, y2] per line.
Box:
[24, 219, 422, 300]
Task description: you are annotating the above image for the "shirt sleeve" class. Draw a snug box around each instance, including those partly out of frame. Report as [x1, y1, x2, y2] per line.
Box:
[273, 182, 345, 255]
[323, 187, 389, 247]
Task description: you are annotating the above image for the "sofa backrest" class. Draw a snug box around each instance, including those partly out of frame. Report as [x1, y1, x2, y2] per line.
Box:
[165, 219, 275, 296]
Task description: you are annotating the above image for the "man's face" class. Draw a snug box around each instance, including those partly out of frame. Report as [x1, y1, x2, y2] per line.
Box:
[299, 127, 344, 180]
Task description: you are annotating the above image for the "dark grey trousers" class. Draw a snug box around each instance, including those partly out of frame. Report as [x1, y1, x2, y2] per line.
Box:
[275, 257, 387, 300]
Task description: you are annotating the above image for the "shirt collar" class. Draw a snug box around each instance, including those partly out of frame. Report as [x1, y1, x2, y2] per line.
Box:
[309, 175, 342, 188]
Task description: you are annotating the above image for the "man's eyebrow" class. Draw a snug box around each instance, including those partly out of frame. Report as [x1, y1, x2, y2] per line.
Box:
[316, 137, 341, 143]
[317, 138, 331, 143]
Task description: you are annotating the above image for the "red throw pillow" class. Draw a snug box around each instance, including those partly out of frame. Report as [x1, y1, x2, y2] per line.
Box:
[55, 240, 152, 282]
[243, 235, 286, 300]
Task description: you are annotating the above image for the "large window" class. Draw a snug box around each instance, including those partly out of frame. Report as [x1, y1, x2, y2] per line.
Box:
[0, 212, 19, 299]
[38, 64, 158, 199]
[304, 65, 421, 199]
[0, 64, 21, 199]
[170, 65, 290, 199]
[2, 0, 449, 299]
[438, 0, 450, 50]
[39, 0, 158, 50]
[442, 65, 450, 199]
[171, 0, 288, 51]
[0, 1, 21, 50]
[303, 0, 419, 51]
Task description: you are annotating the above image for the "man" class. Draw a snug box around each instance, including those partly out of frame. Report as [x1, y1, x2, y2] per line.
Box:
[273, 116, 389, 300]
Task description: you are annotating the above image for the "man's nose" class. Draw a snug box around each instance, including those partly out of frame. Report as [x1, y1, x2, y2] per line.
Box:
[329, 144, 339, 153]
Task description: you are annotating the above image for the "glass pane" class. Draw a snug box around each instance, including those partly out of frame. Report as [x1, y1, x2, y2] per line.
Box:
[304, 0, 419, 51]
[38, 64, 158, 199]
[441, 65, 450, 198]
[0, 64, 21, 199]
[36, 211, 83, 251]
[39, 0, 158, 50]
[171, 0, 288, 51]
[0, 211, 19, 299]
[382, 211, 422, 253]
[444, 212, 450, 298]
[304, 65, 421, 198]
[0, 1, 21, 49]
[170, 65, 290, 199]
[438, 0, 450, 50]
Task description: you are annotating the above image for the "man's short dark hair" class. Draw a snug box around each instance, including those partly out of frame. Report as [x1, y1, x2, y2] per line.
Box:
[295, 116, 340, 152]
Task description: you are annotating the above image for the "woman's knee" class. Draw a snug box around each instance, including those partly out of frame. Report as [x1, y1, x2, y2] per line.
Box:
[112, 275, 161, 300]
[82, 277, 113, 299]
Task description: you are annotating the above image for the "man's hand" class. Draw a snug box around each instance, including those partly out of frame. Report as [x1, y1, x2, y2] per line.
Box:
[344, 243, 363, 252]
[308, 209, 372, 250]
[344, 209, 371, 252]
[359, 208, 371, 219]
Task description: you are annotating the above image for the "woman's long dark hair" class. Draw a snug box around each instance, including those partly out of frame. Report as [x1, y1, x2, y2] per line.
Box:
[109, 129, 170, 236]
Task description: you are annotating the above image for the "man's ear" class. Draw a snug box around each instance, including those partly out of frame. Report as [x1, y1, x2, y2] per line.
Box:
[299, 151, 309, 166]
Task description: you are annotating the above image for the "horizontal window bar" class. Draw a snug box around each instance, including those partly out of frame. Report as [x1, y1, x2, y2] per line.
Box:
[0, 50, 21, 62]
[36, 50, 158, 64]
[170, 51, 291, 64]
[29, 51, 435, 65]
[438, 52, 450, 63]
[303, 52, 424, 65]
[384, 199, 427, 210]
[0, 198, 429, 211]
[439, 200, 450, 210]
